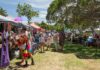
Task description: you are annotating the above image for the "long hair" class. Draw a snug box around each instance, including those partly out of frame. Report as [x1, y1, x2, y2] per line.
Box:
[0, 23, 4, 32]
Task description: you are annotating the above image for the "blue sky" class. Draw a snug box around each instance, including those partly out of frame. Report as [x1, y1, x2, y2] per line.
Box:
[0, 0, 53, 23]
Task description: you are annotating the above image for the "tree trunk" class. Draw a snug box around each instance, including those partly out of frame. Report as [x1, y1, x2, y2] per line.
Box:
[91, 26, 95, 35]
[78, 27, 83, 35]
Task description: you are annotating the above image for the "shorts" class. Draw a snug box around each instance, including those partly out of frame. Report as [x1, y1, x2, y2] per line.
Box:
[22, 50, 29, 58]
[40, 42, 45, 47]
[28, 48, 33, 53]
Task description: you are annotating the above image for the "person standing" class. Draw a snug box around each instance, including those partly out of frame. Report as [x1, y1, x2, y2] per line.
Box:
[18, 28, 34, 67]
[53, 32, 59, 51]
[59, 30, 65, 51]
[34, 31, 40, 50]
[39, 32, 45, 53]
[24, 29, 34, 66]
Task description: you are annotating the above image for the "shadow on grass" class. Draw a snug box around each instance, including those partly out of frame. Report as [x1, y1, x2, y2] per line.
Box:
[4, 65, 21, 70]
[63, 43, 100, 59]
[51, 41, 100, 59]
[15, 62, 30, 68]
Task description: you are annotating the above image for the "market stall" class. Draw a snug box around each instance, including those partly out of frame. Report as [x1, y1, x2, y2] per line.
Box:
[30, 23, 44, 32]
[0, 15, 22, 67]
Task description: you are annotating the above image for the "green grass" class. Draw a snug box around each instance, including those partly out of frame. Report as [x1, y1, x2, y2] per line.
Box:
[63, 43, 100, 70]
[9, 42, 100, 70]
[63, 43, 100, 59]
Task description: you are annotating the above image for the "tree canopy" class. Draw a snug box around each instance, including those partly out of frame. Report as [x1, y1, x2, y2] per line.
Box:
[0, 7, 8, 16]
[38, 21, 63, 31]
[16, 3, 39, 24]
[47, 0, 100, 32]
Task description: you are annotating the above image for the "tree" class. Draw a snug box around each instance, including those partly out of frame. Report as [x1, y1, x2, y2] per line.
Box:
[0, 7, 8, 16]
[74, 0, 100, 33]
[16, 3, 38, 24]
[46, 0, 77, 31]
[38, 21, 52, 30]
[47, 0, 100, 33]
[38, 21, 63, 31]
[46, 0, 69, 23]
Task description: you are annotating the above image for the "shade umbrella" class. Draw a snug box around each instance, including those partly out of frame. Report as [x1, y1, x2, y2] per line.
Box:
[14, 17, 22, 23]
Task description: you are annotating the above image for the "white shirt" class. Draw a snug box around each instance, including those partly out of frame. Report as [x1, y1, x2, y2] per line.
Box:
[25, 31, 28, 37]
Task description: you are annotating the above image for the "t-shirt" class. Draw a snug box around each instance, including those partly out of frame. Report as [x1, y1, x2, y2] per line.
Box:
[4, 31, 9, 39]
[35, 34, 40, 43]
[53, 33, 59, 42]
[6, 31, 9, 38]
[39, 36, 45, 43]
[25, 31, 28, 37]
[87, 36, 93, 43]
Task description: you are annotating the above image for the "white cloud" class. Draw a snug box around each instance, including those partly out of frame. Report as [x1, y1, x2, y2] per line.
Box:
[26, 0, 52, 3]
[39, 11, 47, 18]
[32, 17, 46, 23]
[30, 3, 49, 9]
[26, 0, 53, 9]
[25, 0, 53, 22]
[39, 14, 46, 18]
[17, 0, 52, 22]
[40, 11, 47, 14]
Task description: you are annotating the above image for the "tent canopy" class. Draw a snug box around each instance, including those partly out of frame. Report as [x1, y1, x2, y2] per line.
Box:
[0, 15, 44, 30]
[30, 23, 45, 31]
[0, 15, 16, 22]
[30, 23, 41, 29]
[0, 15, 26, 28]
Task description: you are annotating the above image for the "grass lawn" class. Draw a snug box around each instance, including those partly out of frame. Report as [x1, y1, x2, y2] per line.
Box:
[3, 43, 100, 70]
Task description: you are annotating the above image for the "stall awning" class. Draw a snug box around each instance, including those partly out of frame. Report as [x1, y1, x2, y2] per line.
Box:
[0, 15, 26, 27]
[0, 15, 14, 22]
[30, 23, 45, 31]
[30, 23, 41, 29]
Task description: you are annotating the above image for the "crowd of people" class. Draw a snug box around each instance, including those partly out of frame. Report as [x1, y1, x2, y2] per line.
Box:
[0, 22, 100, 68]
[10, 28, 66, 67]
[0, 23, 66, 67]
[33, 30, 65, 52]
[66, 32, 100, 47]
